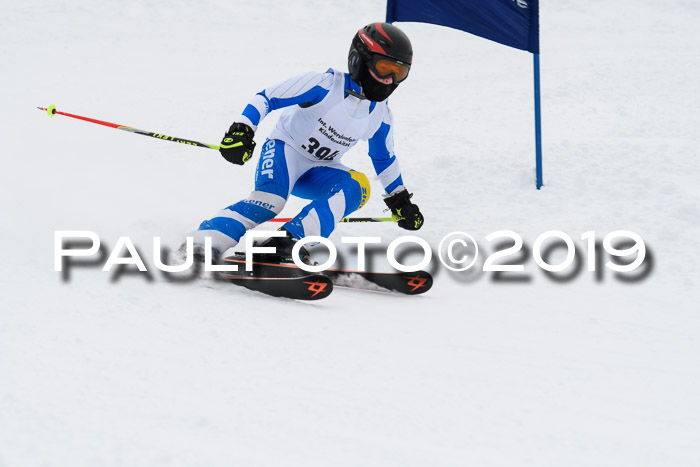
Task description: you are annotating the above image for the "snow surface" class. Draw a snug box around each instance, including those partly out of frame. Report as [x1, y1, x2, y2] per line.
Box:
[2, 0, 699, 466]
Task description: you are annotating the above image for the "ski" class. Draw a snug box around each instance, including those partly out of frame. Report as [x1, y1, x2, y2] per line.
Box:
[216, 255, 331, 300]
[324, 269, 432, 295]
[221, 255, 432, 295]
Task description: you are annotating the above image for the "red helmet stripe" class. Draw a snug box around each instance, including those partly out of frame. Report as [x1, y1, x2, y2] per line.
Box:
[358, 30, 387, 54]
[375, 23, 393, 43]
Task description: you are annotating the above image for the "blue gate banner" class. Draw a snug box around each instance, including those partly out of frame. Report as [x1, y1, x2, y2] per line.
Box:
[386, 0, 539, 54]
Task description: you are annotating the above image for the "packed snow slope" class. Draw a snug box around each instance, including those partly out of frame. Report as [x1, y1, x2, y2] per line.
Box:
[1, 0, 699, 466]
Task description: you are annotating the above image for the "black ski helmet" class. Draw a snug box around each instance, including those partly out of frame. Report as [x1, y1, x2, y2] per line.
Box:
[348, 22, 413, 102]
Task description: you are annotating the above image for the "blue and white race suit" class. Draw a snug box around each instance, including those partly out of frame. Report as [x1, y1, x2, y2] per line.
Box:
[195, 68, 407, 253]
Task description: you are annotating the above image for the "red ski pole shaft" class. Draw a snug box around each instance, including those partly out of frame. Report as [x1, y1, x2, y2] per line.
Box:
[38, 104, 220, 150]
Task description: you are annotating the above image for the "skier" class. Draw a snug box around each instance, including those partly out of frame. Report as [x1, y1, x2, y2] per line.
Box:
[191, 22, 424, 263]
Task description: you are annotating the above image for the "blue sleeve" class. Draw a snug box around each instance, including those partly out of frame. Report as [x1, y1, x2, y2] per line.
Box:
[368, 113, 404, 193]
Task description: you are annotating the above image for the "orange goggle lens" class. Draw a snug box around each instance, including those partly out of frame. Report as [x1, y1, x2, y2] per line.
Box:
[371, 57, 410, 83]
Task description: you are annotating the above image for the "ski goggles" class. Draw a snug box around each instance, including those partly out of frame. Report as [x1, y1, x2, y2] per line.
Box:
[368, 55, 411, 83]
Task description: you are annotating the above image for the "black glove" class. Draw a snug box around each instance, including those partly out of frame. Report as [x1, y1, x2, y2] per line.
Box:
[219, 122, 256, 165]
[384, 190, 424, 231]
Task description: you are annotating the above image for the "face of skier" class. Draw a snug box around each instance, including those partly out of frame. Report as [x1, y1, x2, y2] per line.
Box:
[360, 56, 410, 100]
[360, 64, 402, 101]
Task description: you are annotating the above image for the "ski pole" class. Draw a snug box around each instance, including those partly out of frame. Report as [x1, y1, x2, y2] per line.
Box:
[37, 104, 220, 150]
[269, 216, 398, 223]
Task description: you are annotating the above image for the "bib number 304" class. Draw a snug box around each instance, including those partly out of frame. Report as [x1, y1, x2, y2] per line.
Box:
[301, 137, 340, 160]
